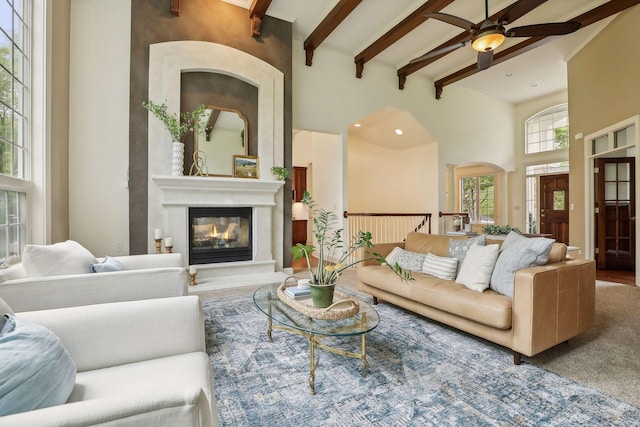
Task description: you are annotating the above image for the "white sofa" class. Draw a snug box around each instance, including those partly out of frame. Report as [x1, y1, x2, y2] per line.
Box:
[1, 295, 219, 426]
[0, 253, 188, 312]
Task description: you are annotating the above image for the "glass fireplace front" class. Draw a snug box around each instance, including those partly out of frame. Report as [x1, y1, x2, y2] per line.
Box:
[189, 207, 252, 265]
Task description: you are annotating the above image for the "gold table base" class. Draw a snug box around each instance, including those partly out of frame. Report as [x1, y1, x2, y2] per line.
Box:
[266, 298, 369, 395]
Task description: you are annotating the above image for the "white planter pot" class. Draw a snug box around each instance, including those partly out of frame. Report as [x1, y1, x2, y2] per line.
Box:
[171, 141, 184, 176]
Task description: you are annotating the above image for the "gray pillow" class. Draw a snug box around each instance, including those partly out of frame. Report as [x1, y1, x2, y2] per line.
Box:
[91, 256, 125, 273]
[499, 231, 554, 265]
[0, 315, 76, 416]
[387, 248, 427, 273]
[448, 234, 486, 274]
[490, 232, 556, 297]
[0, 297, 13, 316]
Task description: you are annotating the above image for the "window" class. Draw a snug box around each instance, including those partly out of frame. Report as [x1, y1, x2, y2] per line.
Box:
[0, 189, 26, 261]
[525, 104, 569, 154]
[461, 175, 495, 224]
[0, 0, 30, 260]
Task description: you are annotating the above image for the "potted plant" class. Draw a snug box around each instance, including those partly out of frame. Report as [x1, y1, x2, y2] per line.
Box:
[142, 100, 207, 176]
[482, 224, 521, 236]
[270, 166, 291, 181]
[292, 192, 411, 307]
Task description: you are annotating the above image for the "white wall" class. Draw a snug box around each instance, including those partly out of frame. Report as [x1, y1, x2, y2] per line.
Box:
[292, 130, 343, 260]
[68, 0, 131, 256]
[292, 37, 515, 211]
[347, 135, 438, 213]
[293, 130, 343, 219]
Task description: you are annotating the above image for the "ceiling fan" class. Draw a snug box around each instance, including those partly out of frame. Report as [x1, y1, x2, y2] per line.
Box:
[410, 0, 581, 70]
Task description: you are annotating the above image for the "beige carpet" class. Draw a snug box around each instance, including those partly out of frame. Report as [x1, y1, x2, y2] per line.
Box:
[199, 269, 640, 408]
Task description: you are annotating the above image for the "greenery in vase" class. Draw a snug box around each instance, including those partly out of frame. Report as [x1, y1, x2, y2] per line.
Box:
[482, 224, 521, 235]
[291, 191, 412, 285]
[270, 166, 291, 180]
[142, 100, 207, 143]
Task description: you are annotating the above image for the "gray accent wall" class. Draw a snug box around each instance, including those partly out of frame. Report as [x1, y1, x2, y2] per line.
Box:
[129, 0, 292, 265]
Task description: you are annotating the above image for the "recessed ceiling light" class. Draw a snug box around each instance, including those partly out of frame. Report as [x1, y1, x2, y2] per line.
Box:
[505, 73, 513, 77]
[531, 83, 539, 87]
[395, 129, 404, 136]
[354, 123, 362, 128]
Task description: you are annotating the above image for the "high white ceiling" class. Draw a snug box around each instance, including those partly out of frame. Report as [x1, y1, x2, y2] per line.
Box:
[251, 0, 616, 104]
[224, 0, 623, 146]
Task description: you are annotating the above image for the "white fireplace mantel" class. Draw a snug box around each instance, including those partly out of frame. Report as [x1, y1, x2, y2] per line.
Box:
[153, 175, 284, 207]
[152, 175, 285, 289]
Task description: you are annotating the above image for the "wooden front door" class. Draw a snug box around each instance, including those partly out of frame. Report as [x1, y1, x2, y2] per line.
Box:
[595, 157, 636, 270]
[540, 174, 570, 244]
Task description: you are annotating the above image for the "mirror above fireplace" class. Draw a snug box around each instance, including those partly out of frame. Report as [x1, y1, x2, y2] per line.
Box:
[194, 106, 248, 177]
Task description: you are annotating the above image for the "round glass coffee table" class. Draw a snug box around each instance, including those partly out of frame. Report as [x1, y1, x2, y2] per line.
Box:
[253, 282, 380, 394]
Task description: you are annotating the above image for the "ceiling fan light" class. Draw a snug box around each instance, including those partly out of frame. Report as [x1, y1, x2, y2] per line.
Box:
[472, 33, 505, 52]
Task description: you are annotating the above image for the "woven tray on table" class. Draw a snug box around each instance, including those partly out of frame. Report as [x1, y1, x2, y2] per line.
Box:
[277, 276, 360, 320]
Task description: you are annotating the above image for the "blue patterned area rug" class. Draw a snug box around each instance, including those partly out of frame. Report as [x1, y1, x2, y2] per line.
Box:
[203, 295, 640, 426]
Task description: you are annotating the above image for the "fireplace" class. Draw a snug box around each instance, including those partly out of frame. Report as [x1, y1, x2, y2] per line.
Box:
[189, 207, 252, 265]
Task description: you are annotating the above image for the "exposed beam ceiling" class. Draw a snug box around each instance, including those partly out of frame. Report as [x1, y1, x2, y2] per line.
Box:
[303, 0, 364, 66]
[227, 0, 639, 104]
[353, 0, 455, 78]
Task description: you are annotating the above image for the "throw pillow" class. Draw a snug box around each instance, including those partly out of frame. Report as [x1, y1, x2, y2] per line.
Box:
[490, 232, 556, 297]
[448, 234, 486, 274]
[455, 244, 500, 292]
[0, 297, 13, 316]
[91, 256, 125, 273]
[499, 231, 555, 265]
[386, 248, 426, 273]
[422, 253, 458, 280]
[22, 240, 98, 277]
[0, 314, 76, 416]
[383, 246, 404, 267]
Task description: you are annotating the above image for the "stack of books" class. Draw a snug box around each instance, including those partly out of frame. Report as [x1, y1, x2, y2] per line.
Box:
[285, 286, 311, 300]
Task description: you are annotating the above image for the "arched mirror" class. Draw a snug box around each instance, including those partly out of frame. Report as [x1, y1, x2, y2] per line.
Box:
[194, 106, 248, 176]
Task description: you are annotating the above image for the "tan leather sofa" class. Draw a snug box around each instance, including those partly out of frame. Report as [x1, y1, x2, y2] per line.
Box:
[357, 232, 596, 364]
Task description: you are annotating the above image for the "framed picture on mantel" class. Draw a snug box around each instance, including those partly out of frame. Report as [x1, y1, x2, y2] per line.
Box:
[233, 155, 259, 179]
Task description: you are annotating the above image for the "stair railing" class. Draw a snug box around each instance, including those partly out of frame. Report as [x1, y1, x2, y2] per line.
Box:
[342, 211, 432, 265]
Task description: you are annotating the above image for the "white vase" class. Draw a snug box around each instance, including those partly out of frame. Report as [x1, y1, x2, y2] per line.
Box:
[171, 141, 184, 176]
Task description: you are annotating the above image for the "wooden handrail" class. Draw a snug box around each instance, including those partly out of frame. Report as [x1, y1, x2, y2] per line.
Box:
[344, 211, 432, 218]
[438, 211, 469, 218]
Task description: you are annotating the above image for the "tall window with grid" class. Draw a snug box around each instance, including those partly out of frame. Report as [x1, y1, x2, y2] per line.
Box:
[0, 0, 29, 262]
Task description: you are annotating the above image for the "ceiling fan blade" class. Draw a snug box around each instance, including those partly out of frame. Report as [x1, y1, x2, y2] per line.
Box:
[477, 50, 494, 71]
[426, 12, 475, 31]
[507, 21, 581, 38]
[498, 0, 548, 25]
[409, 42, 467, 64]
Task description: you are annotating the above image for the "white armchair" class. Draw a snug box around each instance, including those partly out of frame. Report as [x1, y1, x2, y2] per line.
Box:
[0, 253, 188, 312]
[1, 296, 219, 426]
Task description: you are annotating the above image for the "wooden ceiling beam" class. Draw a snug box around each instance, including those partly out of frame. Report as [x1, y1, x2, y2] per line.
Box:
[170, 0, 180, 16]
[353, 0, 455, 78]
[249, 0, 273, 37]
[433, 0, 640, 99]
[304, 0, 364, 66]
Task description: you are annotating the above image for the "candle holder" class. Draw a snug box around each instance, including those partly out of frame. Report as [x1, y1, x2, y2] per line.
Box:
[154, 238, 162, 254]
[189, 273, 197, 286]
[165, 245, 173, 254]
